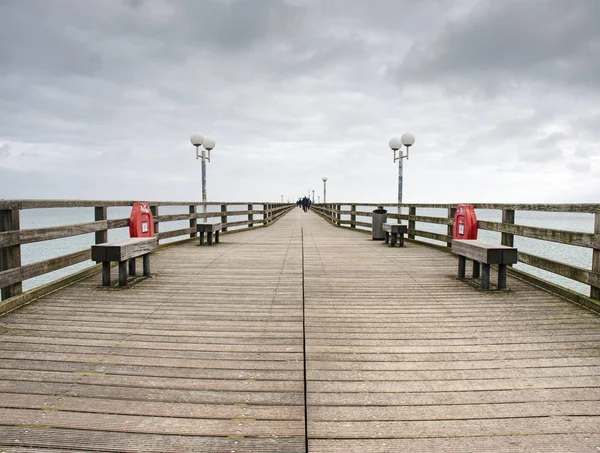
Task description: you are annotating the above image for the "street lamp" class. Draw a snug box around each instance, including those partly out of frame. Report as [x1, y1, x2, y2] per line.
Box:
[190, 133, 216, 223]
[312, 189, 315, 204]
[389, 132, 415, 223]
[322, 177, 328, 203]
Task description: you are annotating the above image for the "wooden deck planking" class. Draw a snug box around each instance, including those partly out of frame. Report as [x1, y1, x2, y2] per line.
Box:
[0, 216, 306, 452]
[0, 208, 599, 452]
[300, 210, 600, 452]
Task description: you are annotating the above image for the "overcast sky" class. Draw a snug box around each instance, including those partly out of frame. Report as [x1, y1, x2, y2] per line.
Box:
[1, 0, 599, 204]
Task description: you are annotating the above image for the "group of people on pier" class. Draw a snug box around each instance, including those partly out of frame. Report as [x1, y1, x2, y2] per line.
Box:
[296, 197, 312, 212]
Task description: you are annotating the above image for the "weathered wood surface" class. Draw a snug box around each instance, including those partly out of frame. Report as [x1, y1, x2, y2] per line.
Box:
[301, 210, 600, 452]
[452, 239, 518, 264]
[382, 223, 408, 234]
[196, 222, 223, 233]
[91, 237, 158, 262]
[0, 211, 305, 452]
[0, 207, 599, 452]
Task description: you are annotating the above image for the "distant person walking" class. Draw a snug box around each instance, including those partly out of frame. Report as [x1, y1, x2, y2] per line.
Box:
[301, 197, 310, 212]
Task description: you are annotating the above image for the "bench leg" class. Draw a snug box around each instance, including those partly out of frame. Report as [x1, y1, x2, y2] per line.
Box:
[102, 262, 111, 287]
[473, 260, 480, 279]
[215, 231, 220, 244]
[199, 232, 204, 246]
[384, 232, 389, 244]
[399, 233, 405, 247]
[118, 261, 128, 287]
[128, 258, 136, 276]
[481, 264, 490, 290]
[458, 256, 466, 280]
[498, 264, 507, 290]
[208, 232, 213, 245]
[143, 254, 151, 277]
[390, 233, 397, 247]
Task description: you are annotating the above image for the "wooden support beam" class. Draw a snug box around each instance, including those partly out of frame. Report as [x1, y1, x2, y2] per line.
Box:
[189, 205, 197, 238]
[94, 207, 108, 245]
[591, 210, 600, 300]
[221, 204, 228, 232]
[408, 206, 416, 240]
[0, 208, 22, 300]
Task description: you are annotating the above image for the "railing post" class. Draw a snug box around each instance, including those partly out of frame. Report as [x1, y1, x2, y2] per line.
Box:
[221, 204, 227, 232]
[263, 204, 268, 226]
[336, 204, 341, 226]
[351, 204, 356, 228]
[0, 208, 22, 300]
[150, 205, 159, 239]
[95, 206, 108, 244]
[447, 207, 456, 247]
[408, 206, 416, 240]
[248, 204, 253, 228]
[501, 209, 515, 247]
[591, 210, 600, 300]
[189, 205, 197, 238]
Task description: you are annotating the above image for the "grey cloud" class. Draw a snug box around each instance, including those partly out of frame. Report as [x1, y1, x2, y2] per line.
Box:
[1, 0, 599, 203]
[395, 0, 600, 94]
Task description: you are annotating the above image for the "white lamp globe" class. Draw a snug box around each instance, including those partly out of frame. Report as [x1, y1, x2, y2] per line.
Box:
[322, 177, 328, 182]
[389, 136, 402, 151]
[401, 132, 415, 147]
[203, 137, 216, 150]
[190, 133, 204, 146]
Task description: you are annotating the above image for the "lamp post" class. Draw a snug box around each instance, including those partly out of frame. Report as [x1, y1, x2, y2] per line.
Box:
[322, 177, 327, 203]
[312, 189, 315, 204]
[190, 133, 216, 224]
[389, 133, 415, 223]
[281, 195, 283, 203]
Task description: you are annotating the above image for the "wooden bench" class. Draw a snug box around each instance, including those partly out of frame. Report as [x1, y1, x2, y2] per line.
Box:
[197, 223, 222, 246]
[383, 223, 408, 247]
[91, 237, 158, 287]
[452, 239, 517, 290]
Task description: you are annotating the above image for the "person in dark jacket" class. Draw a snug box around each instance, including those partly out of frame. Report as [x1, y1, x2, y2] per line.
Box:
[301, 197, 310, 212]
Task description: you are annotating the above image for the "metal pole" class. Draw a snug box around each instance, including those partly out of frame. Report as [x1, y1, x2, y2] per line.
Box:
[323, 180, 327, 203]
[312, 190, 315, 203]
[398, 148, 403, 223]
[202, 149, 207, 223]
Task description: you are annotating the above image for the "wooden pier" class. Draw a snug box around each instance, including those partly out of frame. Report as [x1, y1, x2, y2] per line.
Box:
[1, 208, 600, 452]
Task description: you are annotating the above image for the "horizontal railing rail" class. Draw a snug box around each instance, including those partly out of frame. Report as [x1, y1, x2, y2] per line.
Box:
[0, 200, 294, 304]
[312, 202, 600, 311]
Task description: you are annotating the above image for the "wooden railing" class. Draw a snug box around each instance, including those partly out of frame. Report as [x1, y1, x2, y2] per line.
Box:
[0, 200, 294, 306]
[312, 203, 600, 312]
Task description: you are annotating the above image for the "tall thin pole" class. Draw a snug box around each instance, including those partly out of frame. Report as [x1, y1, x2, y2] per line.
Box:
[398, 148, 403, 223]
[323, 180, 327, 203]
[312, 190, 315, 203]
[202, 149, 207, 224]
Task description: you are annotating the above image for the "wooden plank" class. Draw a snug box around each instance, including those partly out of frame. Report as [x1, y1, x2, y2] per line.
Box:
[382, 224, 408, 233]
[519, 251, 600, 287]
[196, 223, 222, 233]
[91, 237, 157, 262]
[299, 209, 600, 450]
[0, 208, 22, 299]
[0, 249, 90, 289]
[452, 239, 516, 264]
[479, 219, 598, 248]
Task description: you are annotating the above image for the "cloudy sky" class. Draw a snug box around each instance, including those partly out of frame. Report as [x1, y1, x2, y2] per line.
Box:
[1, 0, 599, 204]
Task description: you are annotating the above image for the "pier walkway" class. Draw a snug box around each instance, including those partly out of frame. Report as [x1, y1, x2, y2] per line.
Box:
[1, 209, 599, 452]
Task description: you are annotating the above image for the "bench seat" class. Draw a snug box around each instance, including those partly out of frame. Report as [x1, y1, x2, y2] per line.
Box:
[197, 223, 223, 246]
[383, 223, 408, 247]
[452, 239, 517, 290]
[91, 237, 158, 287]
